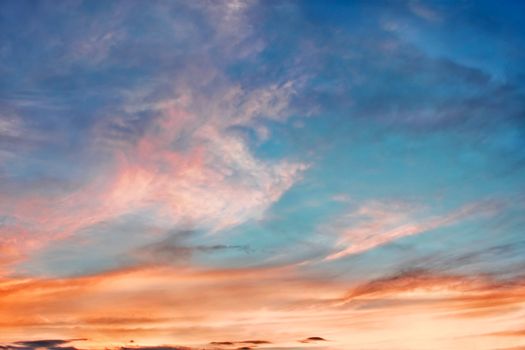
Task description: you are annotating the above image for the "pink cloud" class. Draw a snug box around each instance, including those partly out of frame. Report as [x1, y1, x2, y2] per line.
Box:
[326, 199, 502, 260]
[0, 72, 308, 272]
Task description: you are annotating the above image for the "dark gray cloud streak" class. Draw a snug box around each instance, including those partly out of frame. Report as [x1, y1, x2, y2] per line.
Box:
[1, 339, 86, 350]
[134, 230, 250, 265]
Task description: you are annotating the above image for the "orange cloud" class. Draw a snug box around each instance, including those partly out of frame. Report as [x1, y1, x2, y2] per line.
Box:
[1, 265, 525, 350]
[0, 264, 340, 348]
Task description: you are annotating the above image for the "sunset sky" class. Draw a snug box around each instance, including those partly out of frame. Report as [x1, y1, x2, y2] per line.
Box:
[1, 1, 525, 349]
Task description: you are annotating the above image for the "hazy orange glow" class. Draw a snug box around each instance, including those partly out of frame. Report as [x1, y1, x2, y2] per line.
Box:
[1, 266, 524, 349]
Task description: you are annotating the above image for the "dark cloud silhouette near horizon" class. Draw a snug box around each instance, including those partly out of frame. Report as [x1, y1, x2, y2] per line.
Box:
[299, 337, 327, 343]
[0, 339, 85, 350]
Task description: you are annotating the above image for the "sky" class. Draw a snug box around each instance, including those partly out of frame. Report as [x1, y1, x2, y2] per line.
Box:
[1, 0, 525, 349]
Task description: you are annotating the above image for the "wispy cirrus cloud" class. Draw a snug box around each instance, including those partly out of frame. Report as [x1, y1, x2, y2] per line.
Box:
[0, 0, 309, 275]
[325, 199, 503, 260]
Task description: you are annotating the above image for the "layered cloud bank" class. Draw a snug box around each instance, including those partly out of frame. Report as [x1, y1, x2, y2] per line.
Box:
[2, 266, 525, 349]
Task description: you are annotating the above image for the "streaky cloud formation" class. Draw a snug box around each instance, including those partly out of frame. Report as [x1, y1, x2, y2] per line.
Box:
[1, 0, 525, 349]
[325, 198, 503, 260]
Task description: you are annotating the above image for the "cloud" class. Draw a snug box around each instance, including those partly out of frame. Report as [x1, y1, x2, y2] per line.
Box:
[209, 339, 271, 349]
[340, 269, 525, 320]
[343, 269, 484, 300]
[238, 340, 271, 345]
[0, 339, 85, 350]
[14, 341, 69, 348]
[299, 337, 327, 343]
[408, 0, 442, 22]
[1, 265, 524, 349]
[488, 329, 525, 337]
[120, 347, 190, 350]
[81, 316, 172, 326]
[133, 231, 250, 266]
[305, 19, 525, 138]
[0, 264, 343, 346]
[0, 112, 57, 164]
[1, 85, 307, 272]
[325, 199, 502, 260]
[0, 0, 309, 275]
